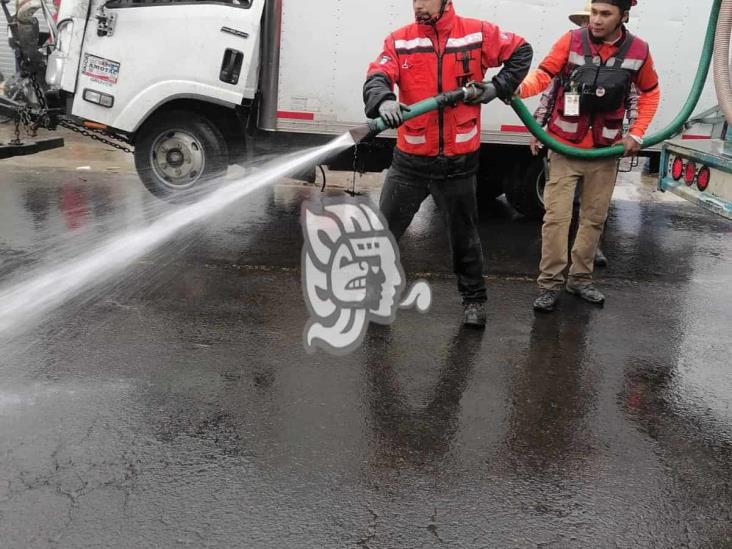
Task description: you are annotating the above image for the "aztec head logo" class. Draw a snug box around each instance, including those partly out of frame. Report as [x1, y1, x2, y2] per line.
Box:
[301, 198, 431, 355]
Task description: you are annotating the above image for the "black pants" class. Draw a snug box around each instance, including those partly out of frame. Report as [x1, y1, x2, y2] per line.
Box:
[379, 165, 487, 304]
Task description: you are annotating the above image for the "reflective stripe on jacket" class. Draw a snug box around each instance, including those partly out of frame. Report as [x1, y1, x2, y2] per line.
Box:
[365, 5, 527, 157]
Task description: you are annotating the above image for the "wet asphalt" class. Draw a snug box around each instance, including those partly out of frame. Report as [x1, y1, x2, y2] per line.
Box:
[0, 131, 731, 548]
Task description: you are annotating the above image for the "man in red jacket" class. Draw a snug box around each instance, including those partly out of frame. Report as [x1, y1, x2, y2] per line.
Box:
[364, 0, 532, 328]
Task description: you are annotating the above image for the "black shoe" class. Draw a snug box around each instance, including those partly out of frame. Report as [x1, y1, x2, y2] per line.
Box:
[463, 302, 486, 328]
[533, 290, 560, 312]
[566, 282, 605, 305]
[594, 247, 608, 268]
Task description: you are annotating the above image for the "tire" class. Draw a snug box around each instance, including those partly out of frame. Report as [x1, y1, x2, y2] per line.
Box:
[505, 154, 548, 219]
[134, 110, 229, 201]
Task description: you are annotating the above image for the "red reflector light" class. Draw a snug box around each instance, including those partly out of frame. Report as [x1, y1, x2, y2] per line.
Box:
[684, 161, 696, 186]
[697, 166, 710, 191]
[671, 157, 684, 180]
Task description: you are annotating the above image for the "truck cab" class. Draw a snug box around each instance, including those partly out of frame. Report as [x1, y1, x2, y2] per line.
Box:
[46, 0, 266, 198]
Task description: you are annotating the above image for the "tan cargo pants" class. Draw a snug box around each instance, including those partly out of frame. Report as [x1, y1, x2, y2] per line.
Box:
[538, 151, 618, 290]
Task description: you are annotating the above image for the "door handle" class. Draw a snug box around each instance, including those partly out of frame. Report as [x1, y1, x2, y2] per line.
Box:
[220, 49, 244, 85]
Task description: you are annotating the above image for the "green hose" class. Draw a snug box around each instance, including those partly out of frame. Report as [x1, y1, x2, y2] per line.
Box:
[370, 88, 468, 133]
[364, 0, 721, 158]
[511, 0, 722, 158]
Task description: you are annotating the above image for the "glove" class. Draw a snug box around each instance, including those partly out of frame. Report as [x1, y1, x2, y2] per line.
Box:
[378, 100, 411, 128]
[464, 81, 498, 105]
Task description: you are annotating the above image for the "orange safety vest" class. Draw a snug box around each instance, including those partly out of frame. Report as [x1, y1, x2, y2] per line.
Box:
[548, 28, 649, 147]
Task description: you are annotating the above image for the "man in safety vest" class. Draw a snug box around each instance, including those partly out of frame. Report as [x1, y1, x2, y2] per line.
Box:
[531, 0, 639, 269]
[518, 0, 660, 312]
[363, 0, 533, 328]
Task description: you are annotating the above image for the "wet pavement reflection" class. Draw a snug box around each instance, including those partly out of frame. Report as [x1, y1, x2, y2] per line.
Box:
[0, 151, 731, 547]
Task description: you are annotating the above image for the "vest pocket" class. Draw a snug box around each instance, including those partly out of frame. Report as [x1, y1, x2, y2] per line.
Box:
[452, 109, 480, 154]
[399, 55, 431, 92]
[399, 117, 429, 153]
[593, 116, 624, 146]
[548, 110, 590, 143]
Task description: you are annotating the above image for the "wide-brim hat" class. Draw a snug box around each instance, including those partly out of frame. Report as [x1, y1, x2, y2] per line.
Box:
[569, 1, 591, 26]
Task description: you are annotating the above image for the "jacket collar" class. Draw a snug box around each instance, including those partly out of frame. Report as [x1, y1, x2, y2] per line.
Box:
[417, 3, 456, 36]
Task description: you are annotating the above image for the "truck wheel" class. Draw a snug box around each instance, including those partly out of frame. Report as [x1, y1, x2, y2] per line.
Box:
[505, 155, 548, 219]
[134, 110, 229, 200]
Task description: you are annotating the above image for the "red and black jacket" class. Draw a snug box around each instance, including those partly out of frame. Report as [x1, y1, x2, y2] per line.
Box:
[364, 4, 531, 175]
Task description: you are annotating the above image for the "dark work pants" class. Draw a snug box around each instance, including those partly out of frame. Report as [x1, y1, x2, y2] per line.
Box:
[379, 165, 487, 304]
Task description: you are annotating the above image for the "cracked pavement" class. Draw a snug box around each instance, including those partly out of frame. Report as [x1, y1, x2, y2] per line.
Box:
[0, 135, 731, 548]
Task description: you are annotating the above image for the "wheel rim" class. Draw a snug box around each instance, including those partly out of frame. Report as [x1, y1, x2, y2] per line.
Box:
[150, 130, 206, 190]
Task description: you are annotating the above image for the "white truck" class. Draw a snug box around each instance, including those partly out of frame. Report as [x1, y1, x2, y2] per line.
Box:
[4, 0, 720, 214]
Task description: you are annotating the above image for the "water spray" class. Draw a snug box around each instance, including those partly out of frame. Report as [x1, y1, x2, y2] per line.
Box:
[0, 135, 355, 338]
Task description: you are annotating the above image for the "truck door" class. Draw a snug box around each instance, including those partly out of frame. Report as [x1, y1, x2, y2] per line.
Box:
[63, 0, 264, 133]
[46, 0, 92, 95]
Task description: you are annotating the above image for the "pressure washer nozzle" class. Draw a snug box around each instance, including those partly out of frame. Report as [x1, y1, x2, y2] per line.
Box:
[348, 120, 379, 144]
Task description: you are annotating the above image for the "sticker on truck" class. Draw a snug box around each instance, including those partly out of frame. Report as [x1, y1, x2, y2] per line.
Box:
[81, 54, 121, 86]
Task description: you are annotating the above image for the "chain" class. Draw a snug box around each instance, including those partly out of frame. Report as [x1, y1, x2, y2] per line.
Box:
[28, 71, 48, 137]
[8, 71, 47, 141]
[21, 107, 32, 129]
[29, 70, 48, 111]
[58, 118, 134, 154]
[11, 106, 31, 144]
[14, 70, 134, 154]
[12, 114, 21, 145]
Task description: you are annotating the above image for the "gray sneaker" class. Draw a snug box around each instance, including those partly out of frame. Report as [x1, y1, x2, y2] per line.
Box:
[463, 302, 487, 328]
[566, 281, 605, 305]
[533, 290, 560, 313]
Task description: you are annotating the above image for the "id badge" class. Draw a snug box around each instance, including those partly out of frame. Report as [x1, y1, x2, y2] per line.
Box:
[564, 92, 580, 117]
